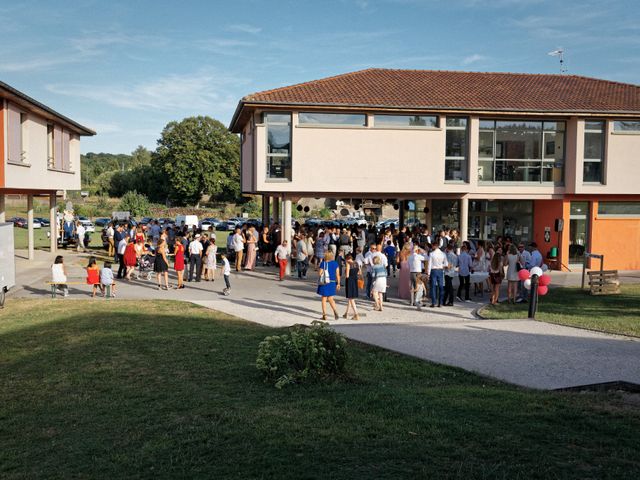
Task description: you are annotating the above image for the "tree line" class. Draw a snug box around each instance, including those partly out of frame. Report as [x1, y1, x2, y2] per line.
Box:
[82, 116, 241, 206]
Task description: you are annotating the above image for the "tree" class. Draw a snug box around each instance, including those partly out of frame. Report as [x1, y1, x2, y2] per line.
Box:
[130, 145, 152, 169]
[118, 191, 151, 217]
[154, 116, 240, 206]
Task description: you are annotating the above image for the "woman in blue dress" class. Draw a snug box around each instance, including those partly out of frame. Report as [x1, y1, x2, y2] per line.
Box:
[317, 251, 341, 320]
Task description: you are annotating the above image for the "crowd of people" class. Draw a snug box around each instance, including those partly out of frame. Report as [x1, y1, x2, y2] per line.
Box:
[50, 218, 547, 315]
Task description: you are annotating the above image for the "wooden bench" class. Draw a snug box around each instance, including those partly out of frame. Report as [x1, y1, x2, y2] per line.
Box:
[587, 270, 620, 295]
[45, 282, 114, 298]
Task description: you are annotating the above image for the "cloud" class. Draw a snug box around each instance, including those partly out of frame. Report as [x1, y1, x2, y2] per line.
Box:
[45, 70, 248, 113]
[226, 24, 262, 35]
[0, 56, 81, 73]
[461, 54, 487, 65]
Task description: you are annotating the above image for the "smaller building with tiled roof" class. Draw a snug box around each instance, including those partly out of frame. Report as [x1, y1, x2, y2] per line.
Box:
[231, 68, 640, 271]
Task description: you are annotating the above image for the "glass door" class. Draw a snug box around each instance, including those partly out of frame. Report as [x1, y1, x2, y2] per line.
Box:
[569, 202, 589, 265]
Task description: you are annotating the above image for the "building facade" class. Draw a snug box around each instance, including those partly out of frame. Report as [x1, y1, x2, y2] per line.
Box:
[0, 81, 95, 257]
[230, 69, 640, 271]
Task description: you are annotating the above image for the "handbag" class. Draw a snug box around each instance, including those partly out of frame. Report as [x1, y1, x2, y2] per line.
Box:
[357, 278, 365, 289]
[318, 261, 331, 285]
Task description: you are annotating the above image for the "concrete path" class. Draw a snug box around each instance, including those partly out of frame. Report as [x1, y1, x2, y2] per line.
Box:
[7, 248, 640, 390]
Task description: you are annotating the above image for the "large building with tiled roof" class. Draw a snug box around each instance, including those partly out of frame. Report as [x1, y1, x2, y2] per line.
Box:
[230, 68, 640, 271]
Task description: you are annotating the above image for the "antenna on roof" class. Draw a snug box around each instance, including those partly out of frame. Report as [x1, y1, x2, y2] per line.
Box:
[548, 48, 567, 74]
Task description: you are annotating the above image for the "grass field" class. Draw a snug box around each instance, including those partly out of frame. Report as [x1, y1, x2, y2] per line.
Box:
[480, 285, 640, 337]
[1, 300, 639, 479]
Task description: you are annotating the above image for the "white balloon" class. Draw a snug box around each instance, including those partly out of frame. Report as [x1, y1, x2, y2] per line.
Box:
[524, 278, 532, 290]
[530, 267, 543, 277]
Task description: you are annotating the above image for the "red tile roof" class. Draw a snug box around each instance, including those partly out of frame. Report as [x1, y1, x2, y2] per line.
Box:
[231, 69, 640, 130]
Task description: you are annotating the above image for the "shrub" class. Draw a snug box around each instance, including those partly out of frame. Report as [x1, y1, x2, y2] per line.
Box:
[256, 321, 348, 388]
[118, 191, 151, 217]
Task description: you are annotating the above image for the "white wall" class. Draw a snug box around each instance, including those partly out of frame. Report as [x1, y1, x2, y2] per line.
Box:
[3, 104, 81, 191]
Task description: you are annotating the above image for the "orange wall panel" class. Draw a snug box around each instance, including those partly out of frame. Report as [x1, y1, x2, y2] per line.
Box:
[590, 200, 640, 270]
[533, 199, 568, 269]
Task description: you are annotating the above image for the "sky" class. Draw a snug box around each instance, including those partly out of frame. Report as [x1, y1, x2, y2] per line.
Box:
[1, 0, 639, 154]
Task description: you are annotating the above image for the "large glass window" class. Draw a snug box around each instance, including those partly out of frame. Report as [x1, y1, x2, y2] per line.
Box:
[265, 112, 292, 181]
[583, 120, 604, 183]
[613, 120, 640, 132]
[478, 120, 565, 184]
[298, 112, 366, 126]
[445, 117, 468, 182]
[598, 202, 640, 217]
[374, 114, 438, 128]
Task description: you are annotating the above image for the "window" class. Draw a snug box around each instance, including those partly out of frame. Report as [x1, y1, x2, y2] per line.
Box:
[265, 112, 292, 181]
[374, 114, 438, 128]
[7, 103, 27, 163]
[445, 117, 468, 182]
[583, 120, 604, 183]
[597, 202, 640, 217]
[298, 112, 366, 126]
[613, 120, 640, 132]
[47, 125, 55, 169]
[478, 120, 565, 183]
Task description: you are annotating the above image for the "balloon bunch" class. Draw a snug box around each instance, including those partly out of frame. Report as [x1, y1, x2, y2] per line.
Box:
[518, 267, 551, 295]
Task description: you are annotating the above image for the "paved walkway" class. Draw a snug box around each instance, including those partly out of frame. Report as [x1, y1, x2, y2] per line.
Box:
[7, 248, 640, 390]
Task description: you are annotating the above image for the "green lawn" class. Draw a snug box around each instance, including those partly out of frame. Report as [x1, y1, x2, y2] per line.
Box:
[1, 300, 639, 479]
[480, 285, 640, 337]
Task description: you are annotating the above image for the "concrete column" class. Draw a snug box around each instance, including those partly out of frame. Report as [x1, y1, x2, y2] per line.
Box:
[27, 194, 34, 260]
[0, 193, 5, 223]
[460, 197, 469, 243]
[273, 196, 280, 223]
[49, 192, 57, 253]
[262, 195, 270, 226]
[398, 200, 405, 229]
[283, 197, 292, 275]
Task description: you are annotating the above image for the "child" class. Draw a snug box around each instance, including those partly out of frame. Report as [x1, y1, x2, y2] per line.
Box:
[384, 240, 397, 277]
[220, 253, 231, 295]
[412, 274, 427, 310]
[51, 255, 68, 297]
[100, 261, 117, 298]
[86, 256, 102, 297]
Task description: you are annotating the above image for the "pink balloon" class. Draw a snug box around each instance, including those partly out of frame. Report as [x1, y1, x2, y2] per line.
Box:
[537, 285, 548, 296]
[518, 269, 530, 281]
[539, 274, 552, 286]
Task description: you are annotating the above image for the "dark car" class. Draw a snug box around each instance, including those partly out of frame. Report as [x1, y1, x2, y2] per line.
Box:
[9, 217, 26, 228]
[34, 217, 50, 227]
[139, 217, 154, 226]
[95, 217, 110, 227]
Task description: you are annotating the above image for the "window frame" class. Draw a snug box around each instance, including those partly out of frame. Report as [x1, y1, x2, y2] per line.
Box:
[264, 111, 293, 182]
[297, 112, 367, 128]
[583, 119, 605, 184]
[444, 116, 469, 183]
[373, 114, 439, 129]
[477, 119, 566, 185]
[612, 120, 640, 134]
[597, 201, 640, 218]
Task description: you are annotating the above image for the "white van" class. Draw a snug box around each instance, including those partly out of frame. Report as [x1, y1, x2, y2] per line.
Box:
[175, 215, 199, 231]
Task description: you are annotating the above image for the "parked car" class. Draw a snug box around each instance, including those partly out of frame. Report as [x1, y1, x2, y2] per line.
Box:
[34, 217, 50, 227]
[225, 218, 244, 230]
[139, 217, 154, 226]
[200, 217, 223, 231]
[175, 215, 199, 231]
[78, 218, 95, 233]
[158, 217, 174, 227]
[94, 217, 110, 227]
[9, 217, 26, 228]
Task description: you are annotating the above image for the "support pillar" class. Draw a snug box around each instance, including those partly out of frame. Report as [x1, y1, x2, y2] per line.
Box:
[27, 194, 34, 260]
[283, 197, 292, 275]
[398, 200, 405, 229]
[262, 195, 270, 227]
[273, 196, 280, 224]
[0, 193, 5, 223]
[50, 192, 57, 253]
[460, 197, 469, 243]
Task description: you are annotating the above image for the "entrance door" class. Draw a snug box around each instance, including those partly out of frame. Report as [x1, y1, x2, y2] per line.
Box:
[569, 202, 589, 265]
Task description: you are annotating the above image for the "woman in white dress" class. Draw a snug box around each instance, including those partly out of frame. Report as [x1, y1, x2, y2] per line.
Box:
[205, 239, 218, 281]
[51, 255, 69, 297]
[371, 256, 388, 311]
[505, 244, 520, 303]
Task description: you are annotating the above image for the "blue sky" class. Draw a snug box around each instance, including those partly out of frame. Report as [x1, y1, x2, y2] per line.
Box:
[2, 0, 638, 154]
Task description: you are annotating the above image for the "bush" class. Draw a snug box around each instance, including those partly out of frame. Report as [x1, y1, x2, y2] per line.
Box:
[118, 191, 151, 217]
[256, 321, 348, 388]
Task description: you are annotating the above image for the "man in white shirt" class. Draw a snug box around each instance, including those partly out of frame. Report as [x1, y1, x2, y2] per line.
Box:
[428, 242, 449, 307]
[232, 228, 246, 271]
[363, 244, 378, 298]
[106, 223, 115, 257]
[188, 233, 204, 282]
[275, 240, 289, 281]
[116, 234, 129, 279]
[296, 233, 308, 279]
[76, 222, 86, 252]
[408, 248, 426, 305]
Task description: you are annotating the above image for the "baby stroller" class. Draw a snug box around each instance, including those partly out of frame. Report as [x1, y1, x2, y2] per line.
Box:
[135, 252, 155, 281]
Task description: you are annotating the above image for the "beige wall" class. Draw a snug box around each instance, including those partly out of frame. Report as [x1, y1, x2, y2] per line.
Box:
[3, 106, 80, 191]
[244, 110, 638, 198]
